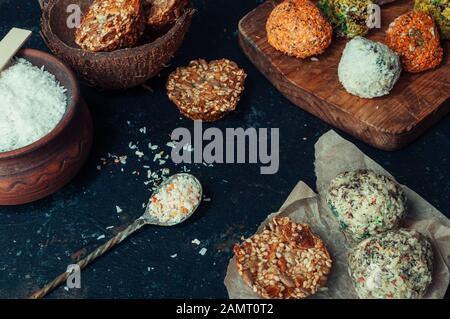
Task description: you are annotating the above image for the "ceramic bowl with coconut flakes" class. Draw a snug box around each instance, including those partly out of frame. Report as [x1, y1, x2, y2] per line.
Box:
[40, 0, 194, 90]
[0, 48, 93, 205]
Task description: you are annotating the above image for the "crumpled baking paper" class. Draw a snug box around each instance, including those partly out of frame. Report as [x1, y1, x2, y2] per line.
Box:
[224, 130, 450, 299]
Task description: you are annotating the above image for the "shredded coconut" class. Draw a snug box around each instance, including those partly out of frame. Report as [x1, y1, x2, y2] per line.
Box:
[0, 58, 67, 152]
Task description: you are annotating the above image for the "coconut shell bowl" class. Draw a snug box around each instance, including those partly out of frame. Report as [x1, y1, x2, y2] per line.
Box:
[0, 49, 93, 205]
[40, 0, 194, 90]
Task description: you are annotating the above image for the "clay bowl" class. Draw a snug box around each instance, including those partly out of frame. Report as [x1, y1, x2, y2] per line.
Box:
[0, 49, 93, 205]
[40, 0, 194, 90]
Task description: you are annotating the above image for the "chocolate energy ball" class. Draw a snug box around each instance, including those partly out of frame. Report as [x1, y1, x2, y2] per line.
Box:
[327, 169, 407, 241]
[386, 11, 443, 73]
[348, 229, 433, 299]
[318, 0, 373, 38]
[415, 0, 450, 40]
[266, 0, 333, 58]
[338, 37, 402, 99]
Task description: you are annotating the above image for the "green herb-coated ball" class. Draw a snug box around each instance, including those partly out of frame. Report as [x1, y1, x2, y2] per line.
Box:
[415, 0, 450, 40]
[318, 0, 373, 38]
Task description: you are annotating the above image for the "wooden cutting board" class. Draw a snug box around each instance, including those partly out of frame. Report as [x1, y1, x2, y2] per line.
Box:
[238, 0, 450, 151]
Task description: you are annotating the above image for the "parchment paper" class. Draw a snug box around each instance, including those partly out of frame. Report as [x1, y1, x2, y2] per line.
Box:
[225, 130, 450, 299]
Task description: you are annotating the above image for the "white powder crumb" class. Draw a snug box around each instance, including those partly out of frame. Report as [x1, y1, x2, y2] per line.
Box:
[119, 156, 127, 164]
[115, 205, 123, 213]
[159, 160, 166, 165]
[139, 127, 147, 134]
[199, 248, 207, 256]
[149, 143, 158, 150]
[135, 150, 144, 158]
[96, 165, 101, 170]
[106, 226, 114, 230]
[170, 254, 178, 258]
[183, 144, 194, 152]
[97, 235, 106, 240]
[128, 142, 138, 150]
[311, 57, 319, 62]
[166, 141, 176, 148]
[191, 239, 201, 245]
[203, 198, 211, 202]
[64, 286, 69, 291]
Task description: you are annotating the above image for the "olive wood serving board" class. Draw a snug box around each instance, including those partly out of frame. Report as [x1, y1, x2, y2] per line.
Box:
[238, 0, 450, 151]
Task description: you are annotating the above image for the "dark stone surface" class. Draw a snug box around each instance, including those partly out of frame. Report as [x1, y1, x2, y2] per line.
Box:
[0, 0, 449, 299]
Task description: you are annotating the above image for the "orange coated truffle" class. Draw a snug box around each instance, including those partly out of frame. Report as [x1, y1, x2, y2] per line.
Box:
[266, 0, 333, 59]
[386, 11, 443, 73]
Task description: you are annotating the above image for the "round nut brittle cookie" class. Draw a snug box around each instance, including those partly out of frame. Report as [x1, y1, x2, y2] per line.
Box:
[75, 0, 146, 52]
[233, 217, 332, 299]
[166, 59, 247, 122]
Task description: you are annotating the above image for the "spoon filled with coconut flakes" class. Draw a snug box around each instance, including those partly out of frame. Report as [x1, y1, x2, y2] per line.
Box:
[30, 173, 202, 299]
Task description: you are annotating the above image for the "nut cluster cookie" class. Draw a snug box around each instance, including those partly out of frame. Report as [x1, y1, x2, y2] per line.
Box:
[233, 217, 332, 299]
[386, 11, 443, 73]
[166, 59, 247, 121]
[145, 0, 189, 30]
[75, 0, 146, 52]
[266, 0, 333, 58]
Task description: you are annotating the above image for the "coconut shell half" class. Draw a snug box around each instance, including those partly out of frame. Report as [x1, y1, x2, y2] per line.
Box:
[40, 0, 194, 90]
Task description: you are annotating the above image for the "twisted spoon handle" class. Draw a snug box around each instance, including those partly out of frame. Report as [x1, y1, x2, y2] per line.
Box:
[29, 217, 147, 299]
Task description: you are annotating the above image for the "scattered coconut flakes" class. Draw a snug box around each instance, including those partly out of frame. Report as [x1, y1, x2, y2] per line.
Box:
[203, 198, 211, 202]
[128, 142, 138, 150]
[159, 160, 166, 165]
[115, 206, 123, 213]
[191, 239, 201, 245]
[97, 234, 106, 240]
[96, 165, 101, 170]
[199, 248, 207, 256]
[166, 141, 177, 148]
[106, 226, 114, 230]
[119, 156, 127, 164]
[135, 150, 144, 158]
[170, 254, 178, 258]
[183, 144, 194, 152]
[149, 143, 158, 150]
[139, 127, 147, 134]
[311, 57, 319, 62]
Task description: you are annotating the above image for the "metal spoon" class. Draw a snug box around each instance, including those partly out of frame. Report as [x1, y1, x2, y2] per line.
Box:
[29, 173, 202, 299]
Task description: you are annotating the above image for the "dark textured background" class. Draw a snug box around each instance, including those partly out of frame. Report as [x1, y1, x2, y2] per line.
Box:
[0, 0, 449, 299]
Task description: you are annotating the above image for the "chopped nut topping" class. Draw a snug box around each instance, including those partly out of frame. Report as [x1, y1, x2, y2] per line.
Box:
[166, 59, 247, 122]
[75, 0, 145, 52]
[145, 0, 189, 30]
[234, 217, 332, 299]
